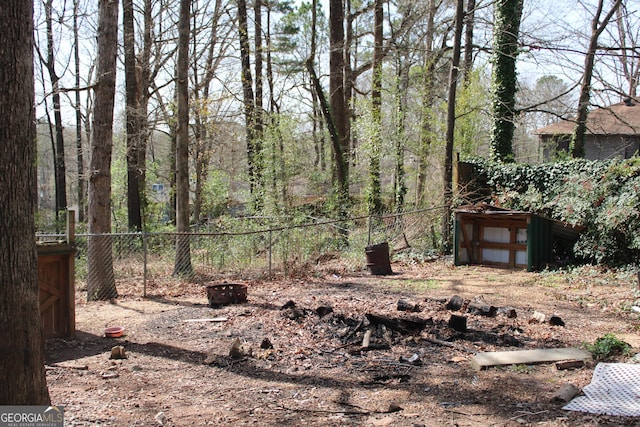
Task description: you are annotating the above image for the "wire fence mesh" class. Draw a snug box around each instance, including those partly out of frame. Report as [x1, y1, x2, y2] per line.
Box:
[37, 208, 442, 301]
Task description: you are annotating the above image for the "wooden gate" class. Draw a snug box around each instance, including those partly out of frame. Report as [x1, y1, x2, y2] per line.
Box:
[38, 243, 75, 338]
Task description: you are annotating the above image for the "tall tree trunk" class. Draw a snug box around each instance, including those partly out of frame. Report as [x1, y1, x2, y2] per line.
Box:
[489, 0, 523, 163]
[264, 4, 288, 210]
[254, 0, 264, 186]
[571, 0, 622, 158]
[87, 0, 119, 301]
[329, 0, 349, 203]
[174, 0, 193, 277]
[310, 0, 326, 174]
[615, 4, 639, 98]
[394, 56, 409, 213]
[123, 0, 143, 231]
[0, 0, 51, 404]
[73, 0, 86, 223]
[416, 0, 437, 206]
[137, 0, 152, 226]
[238, 0, 260, 211]
[442, 0, 465, 253]
[463, 0, 476, 83]
[44, 0, 68, 221]
[367, 0, 383, 215]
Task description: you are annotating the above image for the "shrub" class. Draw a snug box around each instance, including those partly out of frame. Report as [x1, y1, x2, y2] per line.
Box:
[584, 333, 631, 360]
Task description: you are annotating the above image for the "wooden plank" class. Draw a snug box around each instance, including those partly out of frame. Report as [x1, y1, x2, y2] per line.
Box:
[183, 317, 228, 323]
[459, 220, 474, 263]
[470, 348, 592, 371]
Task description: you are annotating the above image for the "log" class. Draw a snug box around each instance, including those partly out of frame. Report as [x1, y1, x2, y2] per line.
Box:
[555, 360, 584, 370]
[183, 317, 228, 323]
[362, 328, 372, 348]
[467, 302, 497, 317]
[397, 299, 421, 312]
[365, 313, 429, 333]
[448, 314, 467, 332]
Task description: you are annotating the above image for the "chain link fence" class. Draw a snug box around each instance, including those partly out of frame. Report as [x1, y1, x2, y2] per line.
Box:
[37, 208, 442, 301]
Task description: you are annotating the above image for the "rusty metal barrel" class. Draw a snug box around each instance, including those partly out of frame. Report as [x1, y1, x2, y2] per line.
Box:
[365, 242, 393, 275]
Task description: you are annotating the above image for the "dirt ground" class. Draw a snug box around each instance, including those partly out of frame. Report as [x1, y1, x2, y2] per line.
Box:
[45, 259, 640, 426]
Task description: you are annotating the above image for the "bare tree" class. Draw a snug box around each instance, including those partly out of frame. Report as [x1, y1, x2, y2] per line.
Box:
[0, 0, 51, 404]
[123, 0, 143, 231]
[87, 0, 119, 301]
[329, 0, 349, 202]
[238, 0, 262, 211]
[613, 4, 640, 98]
[571, 0, 622, 158]
[41, 0, 68, 222]
[463, 0, 477, 82]
[614, 4, 640, 97]
[416, 0, 445, 205]
[73, 0, 86, 223]
[191, 0, 233, 224]
[442, 0, 465, 253]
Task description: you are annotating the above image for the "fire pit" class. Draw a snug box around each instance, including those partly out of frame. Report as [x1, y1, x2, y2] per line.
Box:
[206, 283, 247, 307]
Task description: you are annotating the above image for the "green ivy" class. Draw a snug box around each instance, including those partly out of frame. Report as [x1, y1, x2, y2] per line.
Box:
[466, 157, 640, 265]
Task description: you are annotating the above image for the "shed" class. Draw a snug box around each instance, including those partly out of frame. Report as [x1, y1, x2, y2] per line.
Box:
[453, 204, 580, 271]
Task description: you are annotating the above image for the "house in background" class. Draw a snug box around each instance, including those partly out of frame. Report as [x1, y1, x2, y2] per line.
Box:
[535, 99, 640, 160]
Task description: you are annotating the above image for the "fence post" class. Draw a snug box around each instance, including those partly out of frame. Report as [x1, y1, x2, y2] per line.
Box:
[66, 210, 75, 244]
[268, 229, 272, 277]
[142, 232, 148, 297]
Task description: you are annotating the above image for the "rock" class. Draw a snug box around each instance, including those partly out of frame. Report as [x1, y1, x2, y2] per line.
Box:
[445, 295, 464, 311]
[386, 403, 403, 413]
[399, 353, 422, 366]
[316, 306, 333, 317]
[110, 345, 127, 360]
[550, 383, 581, 402]
[204, 352, 216, 364]
[397, 299, 421, 312]
[549, 315, 565, 327]
[529, 311, 546, 324]
[229, 338, 252, 359]
[260, 337, 274, 349]
[155, 411, 168, 426]
[281, 300, 296, 309]
[101, 371, 119, 379]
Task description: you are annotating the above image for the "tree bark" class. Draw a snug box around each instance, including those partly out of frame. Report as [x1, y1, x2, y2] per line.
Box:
[416, 0, 438, 206]
[44, 0, 68, 221]
[0, 0, 51, 404]
[123, 0, 143, 231]
[73, 0, 86, 223]
[329, 0, 349, 201]
[87, 0, 119, 301]
[463, 0, 476, 83]
[174, 0, 193, 277]
[238, 0, 261, 211]
[442, 0, 465, 253]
